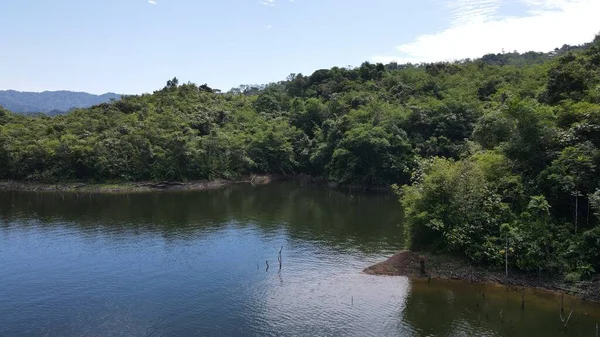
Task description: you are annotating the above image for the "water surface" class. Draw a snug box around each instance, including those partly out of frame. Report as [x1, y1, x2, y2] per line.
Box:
[0, 182, 598, 336]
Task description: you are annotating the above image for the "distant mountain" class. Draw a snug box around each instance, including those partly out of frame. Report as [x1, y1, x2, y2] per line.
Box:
[0, 90, 121, 115]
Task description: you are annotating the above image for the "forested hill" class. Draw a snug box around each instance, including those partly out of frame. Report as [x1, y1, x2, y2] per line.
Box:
[2, 36, 600, 279]
[1, 38, 599, 184]
[0, 90, 120, 115]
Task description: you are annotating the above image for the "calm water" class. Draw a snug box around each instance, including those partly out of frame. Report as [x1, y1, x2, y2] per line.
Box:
[0, 182, 598, 337]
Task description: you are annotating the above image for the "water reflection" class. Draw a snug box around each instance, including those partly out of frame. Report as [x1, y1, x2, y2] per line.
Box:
[0, 183, 599, 337]
[401, 279, 600, 337]
[0, 182, 404, 254]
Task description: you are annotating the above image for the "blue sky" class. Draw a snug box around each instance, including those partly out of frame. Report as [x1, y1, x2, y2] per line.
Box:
[0, 0, 598, 94]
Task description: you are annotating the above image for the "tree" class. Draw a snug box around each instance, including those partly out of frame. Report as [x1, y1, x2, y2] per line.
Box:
[399, 156, 517, 264]
[289, 98, 327, 137]
[473, 111, 513, 149]
[328, 124, 412, 185]
[542, 142, 598, 232]
[247, 120, 297, 173]
[166, 77, 179, 90]
[0, 106, 10, 125]
[501, 99, 556, 175]
[590, 189, 600, 222]
[253, 93, 281, 116]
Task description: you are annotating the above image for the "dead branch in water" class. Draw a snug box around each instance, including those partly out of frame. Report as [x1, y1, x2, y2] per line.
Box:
[559, 300, 574, 328]
[278, 246, 283, 272]
[563, 309, 573, 327]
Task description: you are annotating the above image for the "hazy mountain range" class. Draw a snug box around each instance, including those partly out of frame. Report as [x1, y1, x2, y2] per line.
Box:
[0, 90, 121, 115]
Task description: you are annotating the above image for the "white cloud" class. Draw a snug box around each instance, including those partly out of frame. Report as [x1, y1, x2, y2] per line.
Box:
[148, 0, 157, 4]
[449, 0, 503, 25]
[259, 0, 275, 6]
[373, 0, 600, 64]
[266, 25, 273, 30]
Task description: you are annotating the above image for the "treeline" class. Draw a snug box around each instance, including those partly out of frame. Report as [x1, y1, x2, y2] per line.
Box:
[1, 36, 600, 279]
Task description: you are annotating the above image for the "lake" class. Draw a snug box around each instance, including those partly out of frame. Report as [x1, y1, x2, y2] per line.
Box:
[0, 182, 599, 336]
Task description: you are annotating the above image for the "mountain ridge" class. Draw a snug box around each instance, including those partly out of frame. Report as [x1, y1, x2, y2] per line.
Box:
[0, 90, 121, 115]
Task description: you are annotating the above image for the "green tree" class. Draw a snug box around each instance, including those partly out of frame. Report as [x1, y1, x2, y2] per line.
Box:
[541, 142, 598, 232]
[248, 120, 297, 173]
[399, 157, 516, 264]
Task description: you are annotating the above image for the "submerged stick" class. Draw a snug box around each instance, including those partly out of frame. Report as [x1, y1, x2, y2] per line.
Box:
[278, 246, 283, 272]
[561, 294, 564, 314]
[266, 260, 269, 272]
[563, 309, 573, 327]
[560, 299, 575, 326]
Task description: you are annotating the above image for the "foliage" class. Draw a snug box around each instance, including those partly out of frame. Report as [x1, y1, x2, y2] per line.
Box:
[394, 36, 600, 279]
[399, 155, 518, 264]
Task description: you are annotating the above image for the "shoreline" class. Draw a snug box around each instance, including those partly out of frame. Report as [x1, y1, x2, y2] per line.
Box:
[0, 176, 278, 193]
[0, 175, 392, 194]
[364, 250, 600, 303]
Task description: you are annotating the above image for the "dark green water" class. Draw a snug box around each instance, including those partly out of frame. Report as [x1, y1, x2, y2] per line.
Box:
[0, 182, 598, 337]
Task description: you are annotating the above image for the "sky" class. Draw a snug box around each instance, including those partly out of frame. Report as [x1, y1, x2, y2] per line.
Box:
[0, 0, 598, 94]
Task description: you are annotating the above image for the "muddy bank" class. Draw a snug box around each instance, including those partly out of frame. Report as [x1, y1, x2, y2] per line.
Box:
[364, 250, 600, 303]
[0, 175, 393, 194]
[0, 175, 275, 193]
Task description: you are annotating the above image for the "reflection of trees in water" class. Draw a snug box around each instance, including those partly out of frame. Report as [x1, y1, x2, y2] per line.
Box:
[0, 183, 404, 253]
[399, 280, 600, 337]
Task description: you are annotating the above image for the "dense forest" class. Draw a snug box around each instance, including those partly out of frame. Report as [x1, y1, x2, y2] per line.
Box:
[1, 36, 600, 280]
